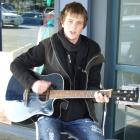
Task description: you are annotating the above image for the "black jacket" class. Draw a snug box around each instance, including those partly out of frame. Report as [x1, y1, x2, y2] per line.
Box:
[10, 32, 104, 121]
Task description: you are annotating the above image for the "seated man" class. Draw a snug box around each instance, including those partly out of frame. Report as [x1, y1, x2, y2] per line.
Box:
[10, 2, 109, 140]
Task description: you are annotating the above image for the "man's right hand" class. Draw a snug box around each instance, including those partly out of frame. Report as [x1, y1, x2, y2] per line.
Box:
[32, 80, 51, 94]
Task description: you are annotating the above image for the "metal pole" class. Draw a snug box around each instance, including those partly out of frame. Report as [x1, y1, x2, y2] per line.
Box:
[0, 2, 2, 51]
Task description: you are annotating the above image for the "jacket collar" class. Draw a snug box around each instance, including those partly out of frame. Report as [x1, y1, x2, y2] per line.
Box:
[51, 34, 69, 76]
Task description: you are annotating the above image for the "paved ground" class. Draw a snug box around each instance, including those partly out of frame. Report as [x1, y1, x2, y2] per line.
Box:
[2, 25, 39, 52]
[0, 132, 26, 140]
[0, 121, 35, 140]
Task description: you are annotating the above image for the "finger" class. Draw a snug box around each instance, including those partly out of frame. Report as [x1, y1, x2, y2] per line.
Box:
[104, 95, 109, 103]
[98, 93, 104, 101]
[94, 91, 99, 98]
[94, 92, 100, 102]
[40, 81, 51, 93]
[44, 81, 52, 89]
[95, 92, 109, 103]
[95, 92, 103, 103]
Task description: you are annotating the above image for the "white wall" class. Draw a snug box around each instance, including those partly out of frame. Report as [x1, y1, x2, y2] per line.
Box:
[0, 52, 13, 112]
[0, 45, 32, 113]
[91, 0, 108, 86]
[91, 0, 107, 55]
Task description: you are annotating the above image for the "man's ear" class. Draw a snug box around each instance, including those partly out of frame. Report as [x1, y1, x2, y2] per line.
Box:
[61, 23, 64, 28]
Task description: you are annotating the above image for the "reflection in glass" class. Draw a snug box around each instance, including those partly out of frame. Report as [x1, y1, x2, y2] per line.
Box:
[115, 71, 140, 136]
[2, 0, 55, 52]
[124, 106, 140, 140]
[117, 71, 140, 88]
[118, 0, 140, 66]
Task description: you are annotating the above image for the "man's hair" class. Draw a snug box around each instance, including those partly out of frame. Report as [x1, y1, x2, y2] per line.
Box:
[59, 2, 88, 28]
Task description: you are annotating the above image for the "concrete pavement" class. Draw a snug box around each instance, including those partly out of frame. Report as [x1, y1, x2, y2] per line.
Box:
[0, 123, 35, 140]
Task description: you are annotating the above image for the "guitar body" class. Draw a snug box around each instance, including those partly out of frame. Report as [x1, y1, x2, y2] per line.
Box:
[4, 73, 64, 124]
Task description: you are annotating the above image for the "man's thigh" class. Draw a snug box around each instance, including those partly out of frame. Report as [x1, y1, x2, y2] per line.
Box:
[36, 116, 61, 140]
[63, 118, 105, 140]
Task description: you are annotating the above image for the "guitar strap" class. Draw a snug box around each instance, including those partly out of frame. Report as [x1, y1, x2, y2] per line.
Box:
[23, 89, 30, 106]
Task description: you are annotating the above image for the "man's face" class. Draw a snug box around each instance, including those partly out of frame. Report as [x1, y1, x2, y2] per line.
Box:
[62, 13, 85, 44]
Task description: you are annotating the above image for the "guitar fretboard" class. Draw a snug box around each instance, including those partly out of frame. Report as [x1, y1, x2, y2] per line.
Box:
[48, 89, 113, 99]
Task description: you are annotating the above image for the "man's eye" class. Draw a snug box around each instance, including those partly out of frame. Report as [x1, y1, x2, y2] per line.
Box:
[77, 21, 83, 25]
[68, 20, 73, 23]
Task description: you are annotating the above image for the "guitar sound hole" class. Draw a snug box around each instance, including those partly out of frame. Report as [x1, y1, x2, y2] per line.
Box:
[50, 84, 56, 90]
[39, 85, 55, 101]
[39, 92, 48, 101]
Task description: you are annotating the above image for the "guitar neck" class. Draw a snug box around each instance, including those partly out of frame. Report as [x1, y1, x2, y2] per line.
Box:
[48, 89, 112, 99]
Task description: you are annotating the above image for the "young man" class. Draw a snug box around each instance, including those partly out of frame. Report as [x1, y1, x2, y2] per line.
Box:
[10, 2, 109, 140]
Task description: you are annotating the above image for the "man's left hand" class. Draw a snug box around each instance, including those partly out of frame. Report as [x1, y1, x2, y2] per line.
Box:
[94, 92, 109, 103]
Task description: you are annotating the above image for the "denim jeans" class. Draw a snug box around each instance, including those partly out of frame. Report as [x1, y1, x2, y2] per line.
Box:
[35, 116, 105, 140]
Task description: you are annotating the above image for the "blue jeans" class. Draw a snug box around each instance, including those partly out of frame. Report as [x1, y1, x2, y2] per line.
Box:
[35, 116, 105, 140]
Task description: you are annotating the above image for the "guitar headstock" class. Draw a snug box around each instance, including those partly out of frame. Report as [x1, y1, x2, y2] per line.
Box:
[112, 88, 139, 102]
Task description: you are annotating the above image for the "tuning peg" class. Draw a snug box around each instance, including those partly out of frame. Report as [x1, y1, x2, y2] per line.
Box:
[123, 97, 126, 101]
[116, 97, 120, 100]
[130, 90, 134, 94]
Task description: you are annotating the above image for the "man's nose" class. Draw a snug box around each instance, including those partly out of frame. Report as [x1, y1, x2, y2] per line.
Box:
[71, 23, 77, 29]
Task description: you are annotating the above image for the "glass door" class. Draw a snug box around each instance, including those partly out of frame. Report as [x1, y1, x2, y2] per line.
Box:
[114, 0, 140, 138]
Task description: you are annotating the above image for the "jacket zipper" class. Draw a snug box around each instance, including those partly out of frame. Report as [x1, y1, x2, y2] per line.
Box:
[83, 54, 100, 89]
[50, 38, 72, 89]
[85, 54, 100, 72]
[84, 54, 101, 119]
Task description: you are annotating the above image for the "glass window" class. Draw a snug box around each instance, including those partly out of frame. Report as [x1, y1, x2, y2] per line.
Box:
[2, 0, 55, 52]
[124, 106, 140, 140]
[0, 1, 55, 139]
[115, 71, 140, 136]
[117, 71, 140, 88]
[115, 0, 140, 138]
[115, 104, 126, 132]
[118, 0, 140, 66]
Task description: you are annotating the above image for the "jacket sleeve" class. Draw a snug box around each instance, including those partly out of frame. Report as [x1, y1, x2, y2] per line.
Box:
[10, 41, 46, 89]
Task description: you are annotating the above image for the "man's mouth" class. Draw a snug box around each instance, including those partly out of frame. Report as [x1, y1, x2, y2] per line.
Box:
[70, 31, 76, 35]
